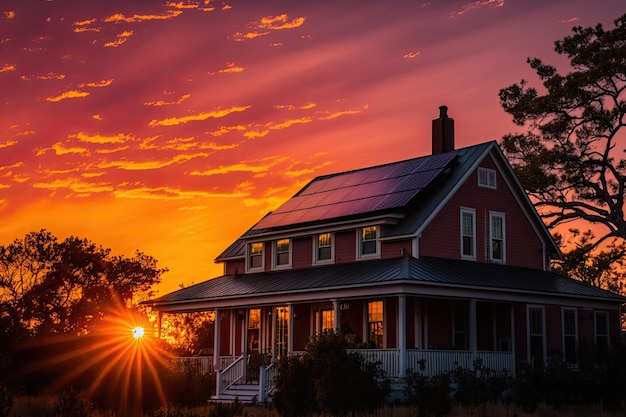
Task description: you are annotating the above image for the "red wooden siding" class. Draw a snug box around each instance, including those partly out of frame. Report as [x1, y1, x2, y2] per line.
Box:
[292, 304, 310, 351]
[335, 230, 356, 263]
[419, 156, 545, 269]
[224, 259, 244, 275]
[292, 236, 312, 269]
[386, 297, 397, 348]
[381, 239, 413, 259]
[220, 310, 232, 355]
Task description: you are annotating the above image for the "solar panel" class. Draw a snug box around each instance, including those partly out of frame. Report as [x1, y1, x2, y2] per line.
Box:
[251, 151, 458, 230]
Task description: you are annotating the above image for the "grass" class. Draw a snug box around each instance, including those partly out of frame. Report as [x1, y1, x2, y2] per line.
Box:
[6, 398, 626, 417]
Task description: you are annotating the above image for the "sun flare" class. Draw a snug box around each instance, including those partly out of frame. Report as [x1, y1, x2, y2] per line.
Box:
[132, 326, 145, 339]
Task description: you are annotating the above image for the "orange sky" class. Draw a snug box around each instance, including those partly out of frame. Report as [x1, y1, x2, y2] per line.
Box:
[1, 0, 623, 297]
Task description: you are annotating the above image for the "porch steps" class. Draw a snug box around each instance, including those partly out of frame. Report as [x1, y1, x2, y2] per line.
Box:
[211, 383, 261, 404]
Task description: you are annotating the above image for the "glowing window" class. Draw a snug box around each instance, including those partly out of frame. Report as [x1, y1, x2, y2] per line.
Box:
[367, 301, 383, 348]
[249, 243, 263, 269]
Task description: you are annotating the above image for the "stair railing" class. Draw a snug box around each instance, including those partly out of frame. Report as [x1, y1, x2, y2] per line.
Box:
[217, 354, 246, 397]
[258, 362, 276, 402]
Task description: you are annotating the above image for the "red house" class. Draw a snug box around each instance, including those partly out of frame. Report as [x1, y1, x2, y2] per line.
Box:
[145, 107, 625, 402]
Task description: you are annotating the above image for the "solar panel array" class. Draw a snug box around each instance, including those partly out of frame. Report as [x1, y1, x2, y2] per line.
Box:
[252, 151, 459, 230]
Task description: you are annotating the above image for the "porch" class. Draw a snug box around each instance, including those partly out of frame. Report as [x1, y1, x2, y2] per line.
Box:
[172, 348, 516, 402]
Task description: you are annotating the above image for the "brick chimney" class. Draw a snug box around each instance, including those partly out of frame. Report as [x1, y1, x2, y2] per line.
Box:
[432, 105, 454, 154]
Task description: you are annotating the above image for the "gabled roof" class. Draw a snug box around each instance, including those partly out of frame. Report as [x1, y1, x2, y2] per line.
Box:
[145, 255, 626, 311]
[215, 141, 560, 261]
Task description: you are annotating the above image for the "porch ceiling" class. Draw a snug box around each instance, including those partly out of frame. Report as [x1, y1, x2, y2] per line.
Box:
[144, 256, 626, 310]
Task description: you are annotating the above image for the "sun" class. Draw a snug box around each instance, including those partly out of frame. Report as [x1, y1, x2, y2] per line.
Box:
[132, 326, 145, 339]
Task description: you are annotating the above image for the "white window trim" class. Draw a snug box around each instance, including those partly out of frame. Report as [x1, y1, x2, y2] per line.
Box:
[246, 242, 265, 272]
[460, 207, 476, 261]
[489, 211, 506, 264]
[526, 305, 546, 366]
[478, 167, 497, 189]
[561, 307, 578, 364]
[313, 233, 335, 265]
[272, 238, 292, 270]
[357, 226, 380, 259]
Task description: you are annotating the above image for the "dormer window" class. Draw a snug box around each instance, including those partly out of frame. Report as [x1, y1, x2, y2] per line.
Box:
[359, 226, 379, 258]
[478, 167, 496, 189]
[274, 239, 291, 269]
[248, 242, 264, 271]
[314, 233, 333, 264]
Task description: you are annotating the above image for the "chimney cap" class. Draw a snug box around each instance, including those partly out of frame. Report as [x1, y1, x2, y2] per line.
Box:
[439, 105, 448, 117]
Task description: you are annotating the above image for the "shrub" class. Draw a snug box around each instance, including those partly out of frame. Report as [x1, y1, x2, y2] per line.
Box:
[404, 364, 452, 417]
[272, 330, 389, 417]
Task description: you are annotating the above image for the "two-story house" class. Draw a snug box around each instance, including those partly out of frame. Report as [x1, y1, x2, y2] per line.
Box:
[145, 107, 625, 402]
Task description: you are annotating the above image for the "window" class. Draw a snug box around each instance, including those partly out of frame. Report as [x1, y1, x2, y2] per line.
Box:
[315, 233, 333, 263]
[367, 300, 384, 348]
[528, 306, 545, 368]
[321, 309, 334, 332]
[594, 311, 609, 353]
[489, 212, 505, 263]
[359, 226, 379, 257]
[248, 242, 264, 270]
[460, 208, 476, 259]
[274, 239, 291, 268]
[562, 308, 578, 364]
[248, 308, 260, 352]
[478, 167, 496, 189]
[453, 303, 468, 349]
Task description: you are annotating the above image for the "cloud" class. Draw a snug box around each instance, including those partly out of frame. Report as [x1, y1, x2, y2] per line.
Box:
[190, 157, 287, 177]
[274, 102, 316, 110]
[166, 1, 200, 10]
[103, 10, 183, 23]
[560, 17, 579, 23]
[38, 142, 90, 156]
[0, 140, 17, 149]
[104, 38, 127, 47]
[208, 62, 245, 75]
[46, 90, 90, 102]
[33, 178, 114, 197]
[79, 79, 114, 88]
[4, 11, 15, 19]
[319, 105, 368, 120]
[148, 105, 251, 127]
[74, 18, 97, 26]
[70, 131, 133, 144]
[208, 125, 246, 136]
[99, 152, 208, 170]
[144, 93, 190, 106]
[453, 0, 504, 17]
[0, 64, 16, 73]
[114, 185, 247, 200]
[403, 51, 421, 59]
[232, 13, 305, 41]
[259, 14, 306, 30]
[21, 72, 65, 81]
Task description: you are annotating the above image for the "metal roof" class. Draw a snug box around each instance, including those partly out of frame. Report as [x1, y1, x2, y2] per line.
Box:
[146, 256, 626, 309]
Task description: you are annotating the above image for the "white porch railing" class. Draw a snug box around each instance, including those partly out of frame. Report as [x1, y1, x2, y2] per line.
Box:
[170, 355, 238, 375]
[259, 362, 277, 402]
[216, 354, 246, 395]
[406, 350, 515, 377]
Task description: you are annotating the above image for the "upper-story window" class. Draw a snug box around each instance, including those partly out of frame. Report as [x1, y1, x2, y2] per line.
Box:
[274, 239, 291, 268]
[314, 233, 333, 264]
[460, 208, 476, 260]
[489, 211, 505, 263]
[248, 242, 264, 270]
[478, 167, 496, 189]
[359, 226, 379, 258]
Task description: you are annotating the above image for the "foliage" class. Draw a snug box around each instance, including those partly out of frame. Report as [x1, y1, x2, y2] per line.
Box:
[0, 229, 167, 339]
[498, 13, 626, 291]
[272, 330, 389, 417]
[404, 366, 453, 417]
[155, 311, 214, 356]
[55, 387, 94, 417]
[0, 385, 13, 417]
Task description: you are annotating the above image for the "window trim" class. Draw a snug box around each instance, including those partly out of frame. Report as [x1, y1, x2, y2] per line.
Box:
[460, 208, 476, 260]
[478, 167, 497, 189]
[357, 226, 380, 259]
[561, 307, 578, 365]
[247, 242, 264, 272]
[273, 238, 292, 270]
[313, 233, 334, 265]
[489, 211, 506, 263]
[527, 305, 546, 368]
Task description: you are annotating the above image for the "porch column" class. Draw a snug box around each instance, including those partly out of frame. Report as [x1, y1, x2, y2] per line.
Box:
[398, 295, 407, 377]
[332, 299, 340, 331]
[157, 311, 162, 340]
[213, 307, 221, 399]
[287, 303, 294, 354]
[469, 299, 477, 358]
[213, 308, 221, 370]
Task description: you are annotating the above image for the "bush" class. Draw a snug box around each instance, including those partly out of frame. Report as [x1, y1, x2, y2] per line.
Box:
[405, 363, 452, 417]
[273, 330, 389, 417]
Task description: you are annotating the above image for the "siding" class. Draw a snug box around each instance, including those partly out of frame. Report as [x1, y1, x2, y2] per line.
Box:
[419, 156, 545, 269]
[381, 239, 413, 259]
[335, 230, 356, 263]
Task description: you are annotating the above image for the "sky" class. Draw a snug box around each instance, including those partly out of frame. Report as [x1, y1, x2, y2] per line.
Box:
[1, 0, 624, 296]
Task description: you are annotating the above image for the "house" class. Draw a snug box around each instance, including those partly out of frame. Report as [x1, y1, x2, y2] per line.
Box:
[145, 106, 625, 402]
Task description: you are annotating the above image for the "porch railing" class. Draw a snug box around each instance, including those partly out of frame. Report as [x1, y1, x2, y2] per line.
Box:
[217, 354, 246, 395]
[406, 350, 515, 377]
[259, 362, 277, 402]
[170, 355, 238, 375]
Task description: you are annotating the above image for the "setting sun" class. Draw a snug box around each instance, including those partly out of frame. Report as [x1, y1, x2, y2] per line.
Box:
[132, 326, 145, 339]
